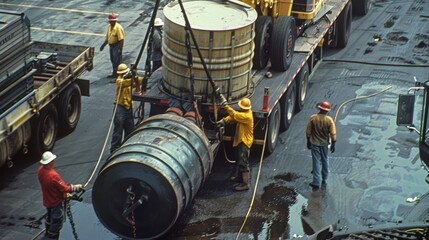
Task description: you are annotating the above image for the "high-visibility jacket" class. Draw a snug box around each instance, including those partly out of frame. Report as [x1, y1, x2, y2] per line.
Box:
[224, 105, 254, 148]
[306, 113, 336, 146]
[38, 166, 71, 208]
[106, 22, 124, 45]
[114, 72, 134, 110]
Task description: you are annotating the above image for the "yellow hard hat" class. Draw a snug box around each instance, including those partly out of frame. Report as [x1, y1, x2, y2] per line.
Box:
[238, 98, 251, 110]
[117, 63, 129, 75]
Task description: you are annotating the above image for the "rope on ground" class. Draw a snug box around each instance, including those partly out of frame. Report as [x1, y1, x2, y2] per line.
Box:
[235, 119, 269, 240]
[83, 80, 123, 188]
[334, 86, 393, 122]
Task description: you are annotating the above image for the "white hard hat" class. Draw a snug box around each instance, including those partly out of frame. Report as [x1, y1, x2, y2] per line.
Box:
[40, 151, 57, 165]
[154, 18, 164, 27]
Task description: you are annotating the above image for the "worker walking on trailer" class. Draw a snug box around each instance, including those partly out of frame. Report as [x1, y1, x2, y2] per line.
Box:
[217, 96, 254, 191]
[100, 13, 125, 79]
[110, 63, 135, 153]
[37, 151, 83, 239]
[149, 17, 164, 72]
[306, 101, 336, 190]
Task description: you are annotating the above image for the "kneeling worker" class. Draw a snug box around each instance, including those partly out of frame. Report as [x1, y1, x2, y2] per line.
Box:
[217, 96, 254, 191]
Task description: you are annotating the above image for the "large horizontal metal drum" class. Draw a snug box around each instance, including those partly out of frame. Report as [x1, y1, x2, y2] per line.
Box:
[162, 0, 257, 101]
[92, 114, 214, 239]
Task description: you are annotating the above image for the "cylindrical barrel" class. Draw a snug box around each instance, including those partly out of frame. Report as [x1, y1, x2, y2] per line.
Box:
[92, 114, 214, 239]
[162, 0, 257, 101]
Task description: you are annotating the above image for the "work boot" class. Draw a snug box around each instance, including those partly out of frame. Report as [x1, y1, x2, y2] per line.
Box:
[235, 172, 250, 191]
[230, 167, 242, 182]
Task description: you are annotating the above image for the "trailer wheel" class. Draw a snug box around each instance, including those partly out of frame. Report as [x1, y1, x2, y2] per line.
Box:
[58, 83, 81, 135]
[295, 63, 309, 112]
[337, 0, 352, 48]
[31, 103, 58, 158]
[253, 16, 272, 70]
[280, 81, 296, 131]
[266, 103, 280, 154]
[270, 16, 296, 71]
[352, 0, 370, 16]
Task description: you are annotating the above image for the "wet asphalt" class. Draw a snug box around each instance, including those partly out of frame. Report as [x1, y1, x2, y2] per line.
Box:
[0, 0, 429, 239]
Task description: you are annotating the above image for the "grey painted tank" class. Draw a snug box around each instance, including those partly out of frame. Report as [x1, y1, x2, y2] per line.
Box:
[92, 114, 214, 239]
[162, 0, 257, 102]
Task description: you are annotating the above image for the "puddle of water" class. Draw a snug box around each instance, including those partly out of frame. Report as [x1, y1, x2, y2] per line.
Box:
[61, 201, 120, 240]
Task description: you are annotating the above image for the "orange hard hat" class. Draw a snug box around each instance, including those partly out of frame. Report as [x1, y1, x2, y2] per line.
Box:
[238, 98, 252, 110]
[317, 101, 331, 111]
[108, 13, 117, 22]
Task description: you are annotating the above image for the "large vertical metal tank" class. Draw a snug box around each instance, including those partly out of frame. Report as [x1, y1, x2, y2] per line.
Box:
[162, 0, 257, 101]
[92, 114, 214, 239]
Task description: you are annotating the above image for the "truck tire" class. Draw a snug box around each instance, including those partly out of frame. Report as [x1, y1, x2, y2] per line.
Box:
[352, 0, 370, 16]
[31, 103, 58, 158]
[280, 81, 296, 131]
[270, 16, 296, 71]
[253, 16, 272, 70]
[295, 63, 309, 112]
[337, 0, 352, 48]
[58, 83, 81, 135]
[266, 103, 280, 154]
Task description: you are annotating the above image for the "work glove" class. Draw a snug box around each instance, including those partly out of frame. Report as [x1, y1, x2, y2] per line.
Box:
[330, 141, 336, 153]
[307, 139, 311, 150]
[70, 184, 83, 192]
[100, 42, 107, 51]
[216, 119, 225, 128]
[218, 94, 227, 106]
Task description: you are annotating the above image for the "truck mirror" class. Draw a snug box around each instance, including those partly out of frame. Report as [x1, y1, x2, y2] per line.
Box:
[397, 94, 415, 126]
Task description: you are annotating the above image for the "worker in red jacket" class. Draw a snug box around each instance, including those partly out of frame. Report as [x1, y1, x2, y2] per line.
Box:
[38, 151, 83, 239]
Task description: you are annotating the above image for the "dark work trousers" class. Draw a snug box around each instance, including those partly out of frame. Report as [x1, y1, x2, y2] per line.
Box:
[45, 202, 64, 239]
[109, 42, 122, 76]
[235, 142, 250, 173]
[110, 104, 134, 153]
[152, 60, 162, 73]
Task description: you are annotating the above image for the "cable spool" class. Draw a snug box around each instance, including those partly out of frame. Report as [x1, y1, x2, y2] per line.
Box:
[92, 113, 214, 239]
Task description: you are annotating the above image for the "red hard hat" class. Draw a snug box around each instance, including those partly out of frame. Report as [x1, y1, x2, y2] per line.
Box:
[108, 13, 117, 22]
[318, 101, 331, 111]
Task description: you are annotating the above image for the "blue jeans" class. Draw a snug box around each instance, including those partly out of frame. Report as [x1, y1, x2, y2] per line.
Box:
[109, 42, 122, 76]
[110, 105, 134, 153]
[311, 145, 329, 186]
[45, 203, 64, 239]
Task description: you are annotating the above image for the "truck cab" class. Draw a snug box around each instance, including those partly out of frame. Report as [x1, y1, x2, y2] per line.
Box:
[397, 81, 429, 181]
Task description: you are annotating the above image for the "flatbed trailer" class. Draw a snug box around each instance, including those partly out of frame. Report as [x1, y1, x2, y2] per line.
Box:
[0, 11, 94, 167]
[133, 0, 358, 154]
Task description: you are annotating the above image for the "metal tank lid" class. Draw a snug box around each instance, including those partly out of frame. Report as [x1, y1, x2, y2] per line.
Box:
[163, 0, 257, 31]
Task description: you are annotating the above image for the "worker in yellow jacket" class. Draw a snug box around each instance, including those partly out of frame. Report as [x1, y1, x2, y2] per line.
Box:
[110, 63, 135, 153]
[217, 96, 254, 191]
[100, 13, 125, 79]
